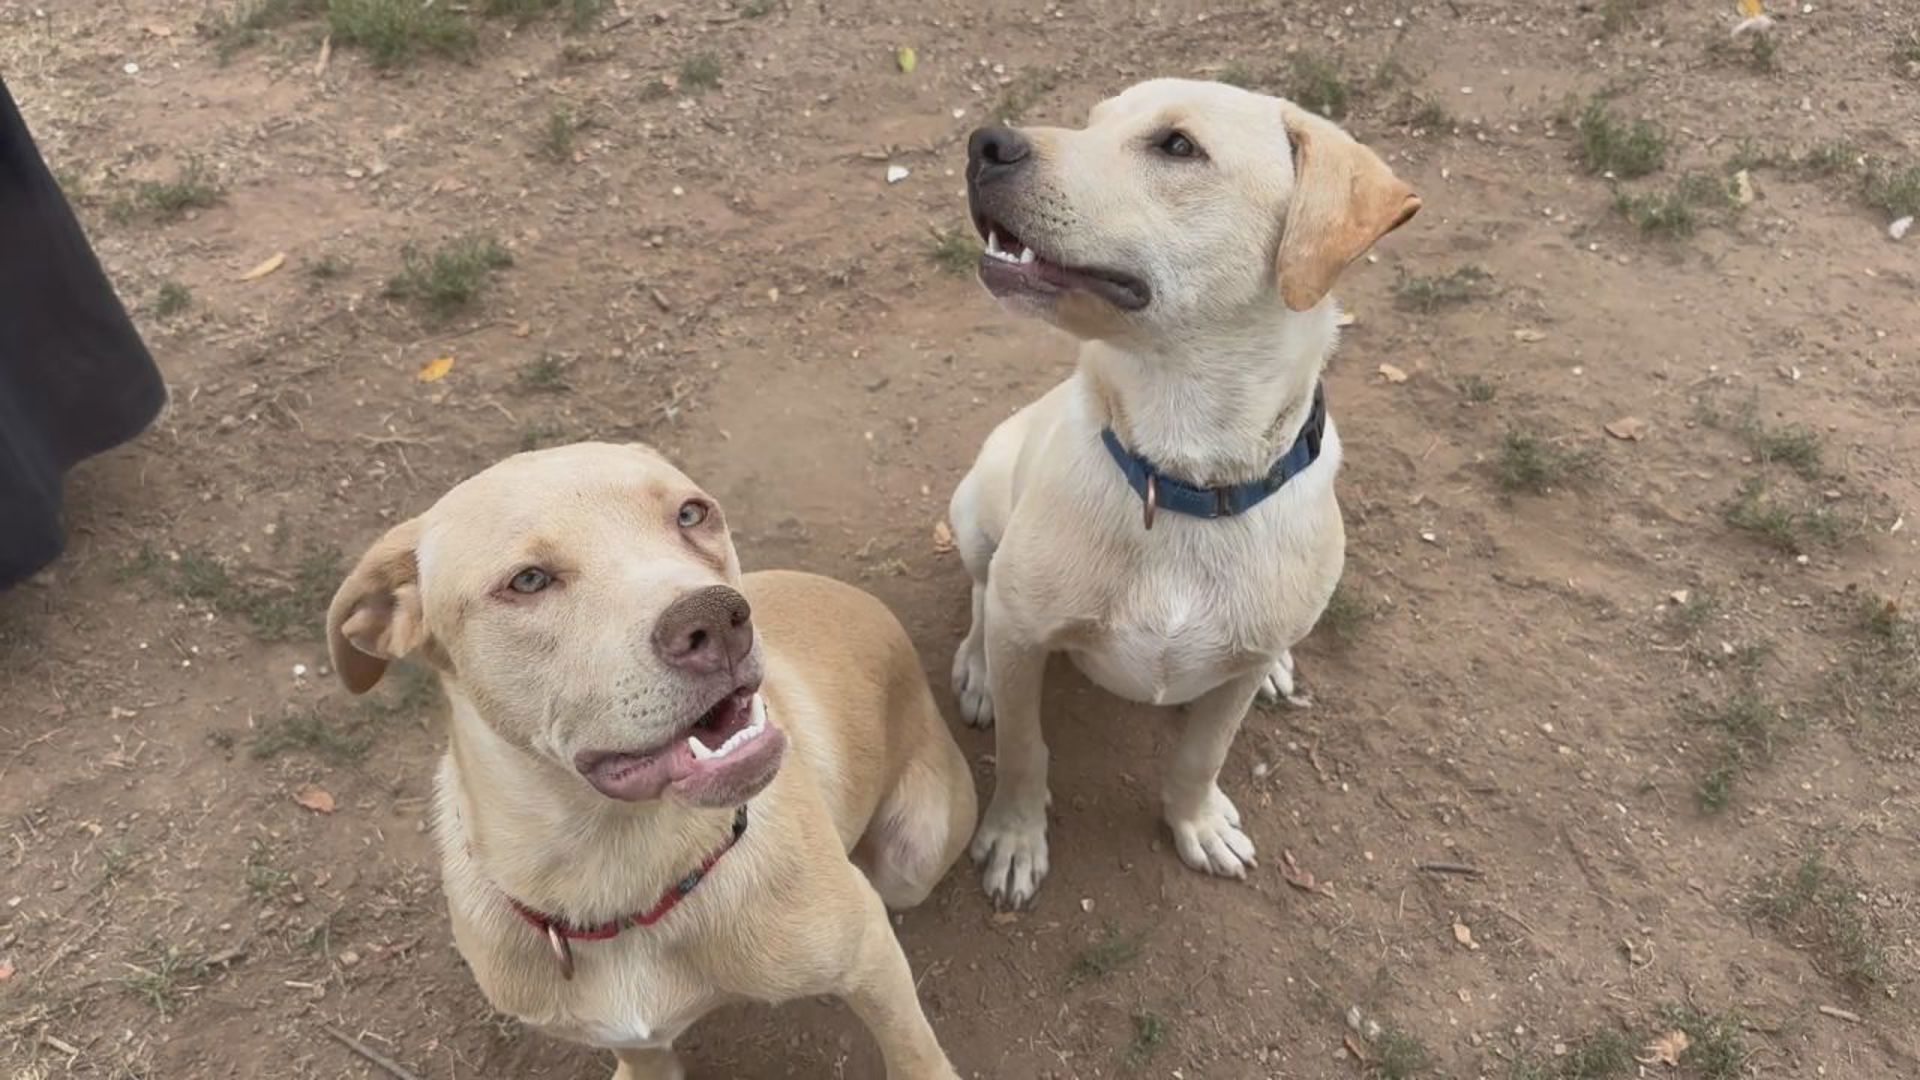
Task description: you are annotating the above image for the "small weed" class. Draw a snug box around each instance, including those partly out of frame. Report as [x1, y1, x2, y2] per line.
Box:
[1724, 478, 1850, 554]
[1752, 853, 1892, 996]
[1495, 431, 1595, 495]
[1725, 138, 1780, 173]
[517, 354, 572, 393]
[329, 0, 476, 69]
[165, 546, 338, 641]
[1126, 1011, 1167, 1065]
[1316, 582, 1373, 644]
[1745, 31, 1780, 72]
[1392, 265, 1491, 312]
[1700, 395, 1824, 477]
[520, 421, 568, 452]
[1698, 760, 1738, 812]
[99, 837, 138, 888]
[118, 940, 204, 1018]
[1372, 1027, 1431, 1079]
[1574, 100, 1666, 178]
[1456, 373, 1497, 404]
[117, 159, 222, 222]
[1666, 589, 1718, 637]
[993, 70, 1059, 123]
[1068, 924, 1142, 986]
[154, 280, 193, 317]
[1597, 0, 1656, 35]
[538, 105, 578, 163]
[1832, 594, 1920, 728]
[926, 226, 981, 275]
[679, 53, 724, 91]
[742, 0, 776, 16]
[1691, 691, 1788, 811]
[1286, 53, 1351, 118]
[200, 0, 325, 63]
[244, 838, 296, 898]
[251, 709, 374, 764]
[1408, 96, 1452, 131]
[1795, 141, 1859, 177]
[1514, 1029, 1634, 1080]
[1216, 62, 1257, 89]
[385, 235, 513, 315]
[484, 0, 603, 32]
[1657, 1006, 1746, 1080]
[306, 254, 349, 280]
[1861, 160, 1920, 220]
[1896, 31, 1920, 78]
[1856, 594, 1910, 645]
[1612, 188, 1696, 237]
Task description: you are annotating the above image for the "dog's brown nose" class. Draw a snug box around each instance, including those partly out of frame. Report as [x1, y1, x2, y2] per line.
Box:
[652, 586, 754, 675]
[968, 126, 1031, 185]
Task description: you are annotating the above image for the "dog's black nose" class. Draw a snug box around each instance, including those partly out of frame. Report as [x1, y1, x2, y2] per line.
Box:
[968, 126, 1032, 185]
[652, 585, 754, 676]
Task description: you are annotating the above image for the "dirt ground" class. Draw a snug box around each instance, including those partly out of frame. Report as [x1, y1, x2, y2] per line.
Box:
[4, 1, 1919, 1077]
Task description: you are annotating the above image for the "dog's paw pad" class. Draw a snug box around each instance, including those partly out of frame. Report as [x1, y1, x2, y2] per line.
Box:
[969, 807, 1049, 907]
[952, 646, 995, 728]
[1167, 788, 1256, 879]
[1255, 653, 1312, 709]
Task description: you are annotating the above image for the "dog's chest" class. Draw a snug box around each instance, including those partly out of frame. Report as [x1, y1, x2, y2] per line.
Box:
[497, 946, 713, 1050]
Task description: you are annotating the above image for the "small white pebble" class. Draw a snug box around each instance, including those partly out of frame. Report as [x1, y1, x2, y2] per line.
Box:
[292, 664, 309, 678]
[885, 164, 910, 183]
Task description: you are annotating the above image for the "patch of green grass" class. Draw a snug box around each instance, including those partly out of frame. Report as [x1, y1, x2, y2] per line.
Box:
[1408, 95, 1452, 132]
[1372, 1026, 1431, 1079]
[163, 546, 339, 641]
[1215, 62, 1256, 89]
[1856, 594, 1910, 646]
[538, 105, 578, 163]
[244, 838, 296, 898]
[154, 280, 193, 318]
[1574, 100, 1666, 178]
[199, 0, 325, 63]
[1612, 173, 1735, 238]
[742, 0, 776, 16]
[484, 0, 603, 32]
[1316, 582, 1373, 644]
[1495, 430, 1595, 495]
[1861, 160, 1920, 220]
[1656, 1007, 1746, 1080]
[1692, 690, 1789, 811]
[992, 70, 1059, 123]
[1666, 588, 1717, 637]
[1392, 264, 1492, 312]
[926, 226, 981, 275]
[1795, 141, 1859, 177]
[385, 234, 513, 315]
[306, 253, 349, 280]
[118, 940, 206, 1018]
[1126, 1011, 1167, 1066]
[1723, 478, 1852, 554]
[251, 709, 374, 764]
[1068, 924, 1142, 987]
[1833, 594, 1920, 728]
[1597, 0, 1655, 35]
[517, 354, 572, 393]
[679, 53, 723, 91]
[1513, 1030, 1635, 1080]
[1285, 52, 1352, 119]
[1744, 30, 1780, 72]
[520, 421, 568, 452]
[1456, 373, 1497, 404]
[1752, 854, 1891, 996]
[328, 0, 476, 69]
[1699, 395, 1824, 477]
[1896, 31, 1920, 77]
[1725, 137, 1780, 173]
[116, 159, 223, 222]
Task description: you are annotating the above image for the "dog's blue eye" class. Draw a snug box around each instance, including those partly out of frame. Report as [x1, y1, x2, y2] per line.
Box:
[1157, 131, 1200, 159]
[509, 567, 551, 594]
[677, 501, 708, 528]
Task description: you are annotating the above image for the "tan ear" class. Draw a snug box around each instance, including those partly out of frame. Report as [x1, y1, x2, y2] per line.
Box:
[326, 517, 429, 695]
[1276, 104, 1422, 312]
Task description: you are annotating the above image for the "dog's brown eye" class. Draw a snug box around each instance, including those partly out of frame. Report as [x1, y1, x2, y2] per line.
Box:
[1156, 130, 1201, 159]
[677, 500, 709, 528]
[509, 567, 552, 594]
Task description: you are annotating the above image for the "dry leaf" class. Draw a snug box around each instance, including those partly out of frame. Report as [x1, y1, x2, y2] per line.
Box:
[417, 356, 455, 383]
[1605, 417, 1648, 441]
[1452, 921, 1480, 950]
[1377, 362, 1409, 384]
[1335, 309, 1358, 328]
[931, 520, 956, 555]
[146, 24, 174, 37]
[1737, 0, 1765, 16]
[0, 957, 15, 982]
[511, 321, 533, 338]
[1670, 589, 1691, 606]
[1281, 850, 1319, 893]
[294, 785, 336, 814]
[895, 46, 918, 73]
[1640, 1030, 1689, 1067]
[239, 252, 286, 281]
[1343, 1034, 1373, 1064]
[989, 910, 1020, 926]
[314, 34, 332, 80]
[1512, 328, 1548, 343]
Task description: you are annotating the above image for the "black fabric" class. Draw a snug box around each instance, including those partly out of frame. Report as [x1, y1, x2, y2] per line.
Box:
[0, 76, 165, 589]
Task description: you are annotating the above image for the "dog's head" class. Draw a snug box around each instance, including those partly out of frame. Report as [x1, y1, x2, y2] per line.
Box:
[966, 78, 1420, 339]
[326, 442, 784, 809]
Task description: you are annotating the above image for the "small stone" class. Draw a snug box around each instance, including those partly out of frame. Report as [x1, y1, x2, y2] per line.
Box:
[885, 164, 910, 184]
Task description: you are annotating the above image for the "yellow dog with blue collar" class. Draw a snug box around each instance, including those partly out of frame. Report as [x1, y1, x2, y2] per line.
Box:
[327, 442, 973, 1078]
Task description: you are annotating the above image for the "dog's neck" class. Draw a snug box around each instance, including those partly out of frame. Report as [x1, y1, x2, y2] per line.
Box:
[441, 687, 739, 926]
[1079, 300, 1337, 487]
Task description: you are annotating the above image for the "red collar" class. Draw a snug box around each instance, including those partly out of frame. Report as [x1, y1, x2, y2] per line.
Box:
[507, 805, 748, 980]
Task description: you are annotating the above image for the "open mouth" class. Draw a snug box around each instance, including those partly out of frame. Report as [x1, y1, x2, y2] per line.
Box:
[970, 215, 1151, 312]
[575, 680, 786, 807]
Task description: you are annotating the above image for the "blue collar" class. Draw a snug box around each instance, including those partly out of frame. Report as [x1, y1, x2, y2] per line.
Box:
[1100, 383, 1327, 530]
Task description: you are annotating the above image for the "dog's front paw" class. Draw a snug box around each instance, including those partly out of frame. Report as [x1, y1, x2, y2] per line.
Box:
[951, 640, 995, 728]
[969, 798, 1049, 907]
[1166, 786, 1256, 879]
[1255, 651, 1312, 709]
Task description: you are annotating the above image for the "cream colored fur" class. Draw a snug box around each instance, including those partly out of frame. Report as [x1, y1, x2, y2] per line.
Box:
[328, 443, 974, 1079]
[949, 79, 1418, 906]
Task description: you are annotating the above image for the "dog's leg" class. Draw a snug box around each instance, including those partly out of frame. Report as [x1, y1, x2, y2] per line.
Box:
[611, 1048, 684, 1080]
[1163, 672, 1265, 878]
[948, 472, 996, 728]
[840, 879, 962, 1079]
[1255, 649, 1313, 708]
[968, 602, 1052, 907]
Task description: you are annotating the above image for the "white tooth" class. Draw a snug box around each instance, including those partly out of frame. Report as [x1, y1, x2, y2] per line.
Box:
[985, 231, 1002, 255]
[1019, 246, 1036, 264]
[688, 736, 713, 761]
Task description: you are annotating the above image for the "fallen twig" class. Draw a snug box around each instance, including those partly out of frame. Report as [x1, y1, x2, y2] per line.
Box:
[323, 1025, 424, 1080]
[1817, 1005, 1863, 1024]
[1416, 861, 1484, 877]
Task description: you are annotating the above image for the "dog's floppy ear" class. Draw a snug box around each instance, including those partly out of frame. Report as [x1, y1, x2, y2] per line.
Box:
[1275, 104, 1422, 312]
[327, 517, 429, 695]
